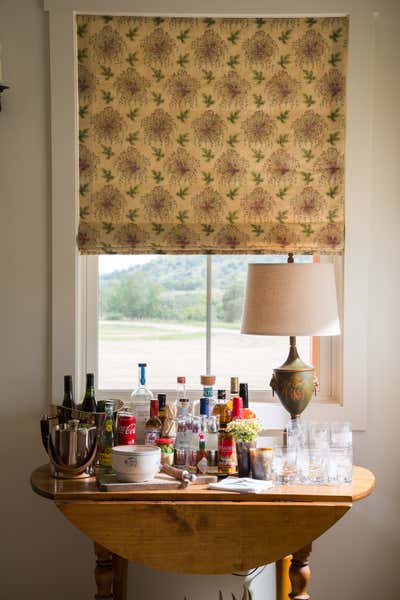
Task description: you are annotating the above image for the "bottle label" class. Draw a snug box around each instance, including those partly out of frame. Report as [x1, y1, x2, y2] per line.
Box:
[144, 428, 161, 446]
[218, 436, 237, 473]
[117, 415, 136, 445]
[99, 447, 112, 467]
[197, 456, 208, 474]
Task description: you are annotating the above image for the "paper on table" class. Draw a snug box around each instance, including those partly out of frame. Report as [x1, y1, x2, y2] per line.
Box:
[208, 477, 274, 494]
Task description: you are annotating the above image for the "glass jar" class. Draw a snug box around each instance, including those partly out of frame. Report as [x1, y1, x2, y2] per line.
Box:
[156, 437, 174, 466]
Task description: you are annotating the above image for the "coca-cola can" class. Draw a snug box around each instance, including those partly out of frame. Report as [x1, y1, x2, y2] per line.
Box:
[117, 413, 136, 445]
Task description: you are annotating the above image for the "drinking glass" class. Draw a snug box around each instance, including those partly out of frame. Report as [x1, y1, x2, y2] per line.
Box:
[328, 447, 353, 484]
[272, 447, 297, 484]
[330, 422, 352, 449]
[286, 418, 307, 450]
[308, 422, 330, 449]
[306, 448, 329, 485]
[250, 447, 273, 480]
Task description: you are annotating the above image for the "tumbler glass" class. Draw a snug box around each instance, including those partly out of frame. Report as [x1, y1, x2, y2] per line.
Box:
[249, 447, 273, 480]
[328, 447, 353, 484]
[330, 422, 352, 449]
[272, 447, 297, 484]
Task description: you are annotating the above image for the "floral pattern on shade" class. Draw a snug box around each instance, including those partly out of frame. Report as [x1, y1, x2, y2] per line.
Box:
[77, 15, 347, 254]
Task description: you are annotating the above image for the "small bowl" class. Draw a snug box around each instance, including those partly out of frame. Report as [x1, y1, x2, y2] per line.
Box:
[111, 445, 161, 482]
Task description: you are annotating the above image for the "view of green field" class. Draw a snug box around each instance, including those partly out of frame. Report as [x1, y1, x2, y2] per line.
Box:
[98, 255, 312, 390]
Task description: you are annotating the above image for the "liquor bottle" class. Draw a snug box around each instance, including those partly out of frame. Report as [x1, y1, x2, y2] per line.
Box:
[175, 398, 191, 468]
[98, 400, 116, 470]
[212, 389, 231, 428]
[81, 373, 96, 412]
[144, 399, 162, 446]
[196, 433, 208, 474]
[230, 377, 239, 399]
[218, 426, 236, 475]
[62, 375, 76, 409]
[206, 415, 218, 474]
[200, 375, 216, 412]
[239, 383, 249, 409]
[130, 363, 152, 444]
[157, 393, 167, 425]
[231, 396, 244, 420]
[176, 376, 186, 402]
[199, 396, 210, 432]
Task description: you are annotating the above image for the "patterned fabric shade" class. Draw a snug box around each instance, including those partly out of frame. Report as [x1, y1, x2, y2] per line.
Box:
[77, 15, 348, 254]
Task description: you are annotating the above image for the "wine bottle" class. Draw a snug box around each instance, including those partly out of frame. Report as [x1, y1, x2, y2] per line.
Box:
[81, 373, 96, 412]
[62, 375, 76, 409]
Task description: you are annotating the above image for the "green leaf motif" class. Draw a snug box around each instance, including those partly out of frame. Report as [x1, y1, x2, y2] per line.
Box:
[100, 65, 114, 80]
[228, 31, 240, 44]
[152, 68, 164, 82]
[306, 17, 317, 27]
[202, 70, 215, 83]
[79, 185, 89, 198]
[253, 70, 265, 84]
[79, 129, 89, 142]
[227, 111, 240, 124]
[327, 108, 340, 122]
[103, 16, 113, 23]
[127, 185, 139, 198]
[227, 188, 239, 200]
[127, 108, 139, 121]
[80, 205, 89, 217]
[328, 208, 339, 223]
[204, 18, 215, 27]
[177, 53, 189, 67]
[79, 104, 89, 119]
[256, 18, 266, 28]
[276, 187, 289, 199]
[303, 69, 316, 83]
[102, 222, 114, 233]
[177, 133, 189, 147]
[327, 186, 339, 199]
[126, 27, 139, 41]
[227, 211, 239, 223]
[253, 94, 265, 108]
[102, 90, 114, 104]
[102, 168, 114, 182]
[77, 48, 88, 64]
[102, 145, 114, 159]
[177, 29, 190, 43]
[177, 110, 190, 122]
[277, 134, 289, 146]
[303, 94, 315, 107]
[127, 209, 139, 222]
[330, 27, 343, 42]
[278, 30, 292, 44]
[277, 110, 290, 123]
[152, 170, 164, 183]
[252, 148, 265, 163]
[251, 224, 264, 237]
[152, 223, 164, 234]
[202, 148, 215, 162]
[126, 52, 138, 65]
[277, 210, 288, 223]
[327, 131, 340, 145]
[202, 224, 214, 236]
[302, 148, 314, 162]
[152, 91, 164, 106]
[77, 23, 88, 38]
[203, 93, 215, 107]
[153, 17, 164, 25]
[301, 171, 314, 184]
[302, 223, 314, 236]
[328, 52, 341, 67]
[177, 187, 189, 199]
[177, 210, 189, 223]
[152, 147, 164, 161]
[227, 134, 239, 147]
[278, 54, 290, 69]
[251, 172, 264, 185]
[127, 131, 139, 145]
[202, 171, 214, 184]
[227, 55, 240, 69]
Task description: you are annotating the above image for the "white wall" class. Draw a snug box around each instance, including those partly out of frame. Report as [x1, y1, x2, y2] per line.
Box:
[0, 0, 399, 599]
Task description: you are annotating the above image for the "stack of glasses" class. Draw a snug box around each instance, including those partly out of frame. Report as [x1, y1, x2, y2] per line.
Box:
[273, 421, 353, 485]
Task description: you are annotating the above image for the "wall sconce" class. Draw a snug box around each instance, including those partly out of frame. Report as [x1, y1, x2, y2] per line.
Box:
[0, 42, 9, 111]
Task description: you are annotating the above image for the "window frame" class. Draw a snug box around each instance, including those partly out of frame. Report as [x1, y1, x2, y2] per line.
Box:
[46, 0, 374, 430]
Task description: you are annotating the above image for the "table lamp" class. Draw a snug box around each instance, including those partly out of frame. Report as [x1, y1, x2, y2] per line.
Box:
[241, 257, 340, 420]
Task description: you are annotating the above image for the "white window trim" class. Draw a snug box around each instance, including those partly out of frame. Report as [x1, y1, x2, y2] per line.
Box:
[45, 0, 375, 431]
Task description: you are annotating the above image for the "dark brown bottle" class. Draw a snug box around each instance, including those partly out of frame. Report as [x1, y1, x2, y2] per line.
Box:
[62, 375, 76, 409]
[81, 373, 96, 412]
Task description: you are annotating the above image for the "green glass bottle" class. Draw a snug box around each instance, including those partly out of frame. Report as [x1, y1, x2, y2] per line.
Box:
[81, 373, 96, 412]
[98, 400, 116, 470]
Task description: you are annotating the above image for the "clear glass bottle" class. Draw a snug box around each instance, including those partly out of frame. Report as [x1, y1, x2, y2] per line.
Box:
[144, 399, 162, 446]
[176, 376, 186, 402]
[206, 415, 218, 474]
[81, 373, 96, 412]
[200, 375, 216, 413]
[130, 363, 152, 444]
[98, 400, 116, 471]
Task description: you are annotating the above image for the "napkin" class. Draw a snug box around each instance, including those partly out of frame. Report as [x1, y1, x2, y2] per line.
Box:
[208, 477, 273, 493]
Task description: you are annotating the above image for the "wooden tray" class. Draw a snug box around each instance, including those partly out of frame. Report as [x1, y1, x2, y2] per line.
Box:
[97, 472, 217, 491]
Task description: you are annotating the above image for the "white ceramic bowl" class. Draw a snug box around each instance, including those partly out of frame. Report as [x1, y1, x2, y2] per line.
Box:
[111, 445, 161, 482]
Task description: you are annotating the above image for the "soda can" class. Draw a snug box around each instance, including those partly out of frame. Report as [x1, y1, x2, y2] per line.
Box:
[117, 412, 136, 445]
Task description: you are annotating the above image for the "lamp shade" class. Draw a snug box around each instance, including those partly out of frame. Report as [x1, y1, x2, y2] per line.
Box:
[241, 263, 341, 337]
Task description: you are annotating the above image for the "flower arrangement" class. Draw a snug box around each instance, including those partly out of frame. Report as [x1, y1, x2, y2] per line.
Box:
[226, 418, 263, 442]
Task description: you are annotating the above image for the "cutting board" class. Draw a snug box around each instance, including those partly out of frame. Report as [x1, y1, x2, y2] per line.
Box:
[97, 472, 217, 491]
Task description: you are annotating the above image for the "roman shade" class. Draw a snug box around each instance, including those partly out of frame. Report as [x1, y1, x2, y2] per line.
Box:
[77, 15, 348, 254]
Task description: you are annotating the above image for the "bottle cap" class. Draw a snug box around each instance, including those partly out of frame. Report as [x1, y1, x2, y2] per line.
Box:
[138, 363, 147, 367]
[199, 433, 205, 441]
[200, 375, 216, 386]
[157, 394, 167, 410]
[200, 397, 210, 417]
[231, 396, 244, 419]
[86, 373, 94, 386]
[239, 383, 249, 409]
[177, 376, 186, 384]
[230, 377, 239, 393]
[217, 389, 226, 400]
[156, 438, 174, 445]
[150, 398, 159, 417]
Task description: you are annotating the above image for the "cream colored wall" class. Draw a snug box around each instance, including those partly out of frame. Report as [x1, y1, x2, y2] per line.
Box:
[0, 0, 399, 599]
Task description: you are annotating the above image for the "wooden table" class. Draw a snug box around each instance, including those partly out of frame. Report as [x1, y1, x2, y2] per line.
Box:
[31, 465, 374, 600]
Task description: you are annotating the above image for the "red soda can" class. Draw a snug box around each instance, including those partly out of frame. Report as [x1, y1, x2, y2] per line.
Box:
[117, 412, 136, 445]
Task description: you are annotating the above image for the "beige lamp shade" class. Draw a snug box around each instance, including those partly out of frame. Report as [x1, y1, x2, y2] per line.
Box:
[241, 263, 341, 337]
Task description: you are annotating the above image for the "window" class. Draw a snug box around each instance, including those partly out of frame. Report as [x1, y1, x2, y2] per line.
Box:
[91, 254, 314, 394]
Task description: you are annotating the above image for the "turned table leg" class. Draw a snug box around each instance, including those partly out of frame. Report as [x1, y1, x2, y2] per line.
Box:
[94, 543, 113, 600]
[112, 554, 128, 600]
[276, 556, 291, 600]
[289, 544, 312, 600]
